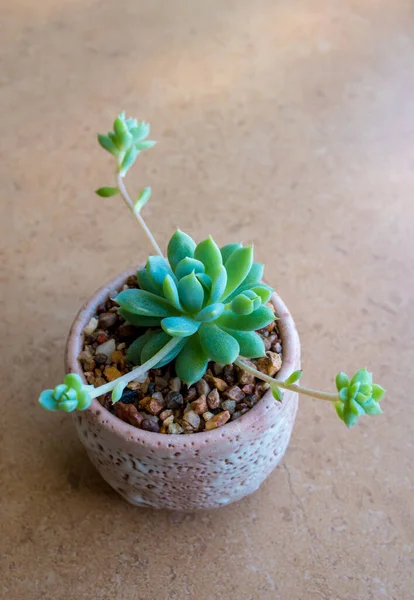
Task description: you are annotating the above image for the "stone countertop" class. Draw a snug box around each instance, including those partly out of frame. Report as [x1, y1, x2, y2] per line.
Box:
[2, 1, 413, 598]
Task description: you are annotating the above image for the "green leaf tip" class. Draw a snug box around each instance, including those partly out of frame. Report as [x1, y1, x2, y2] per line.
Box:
[38, 374, 93, 412]
[333, 368, 385, 428]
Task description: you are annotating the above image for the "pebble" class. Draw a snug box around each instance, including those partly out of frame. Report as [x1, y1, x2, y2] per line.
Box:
[231, 411, 242, 421]
[155, 376, 168, 391]
[94, 353, 108, 366]
[116, 342, 126, 351]
[196, 379, 210, 396]
[103, 366, 122, 382]
[98, 312, 117, 329]
[184, 388, 197, 402]
[146, 397, 165, 415]
[275, 342, 282, 354]
[212, 363, 225, 375]
[222, 365, 235, 385]
[119, 389, 138, 404]
[110, 350, 124, 364]
[168, 422, 184, 435]
[191, 395, 208, 415]
[202, 411, 214, 421]
[224, 385, 245, 402]
[183, 410, 200, 430]
[204, 373, 228, 392]
[117, 323, 137, 339]
[237, 368, 255, 386]
[83, 317, 98, 336]
[163, 415, 175, 427]
[96, 339, 116, 361]
[80, 355, 95, 372]
[166, 391, 184, 409]
[256, 351, 282, 376]
[141, 419, 160, 433]
[205, 411, 231, 430]
[159, 409, 174, 421]
[242, 383, 255, 395]
[169, 377, 182, 392]
[207, 388, 220, 410]
[114, 403, 144, 428]
[96, 332, 109, 344]
[221, 400, 236, 415]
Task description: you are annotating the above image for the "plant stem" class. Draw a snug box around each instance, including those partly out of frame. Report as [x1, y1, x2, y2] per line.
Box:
[116, 173, 164, 258]
[90, 337, 181, 399]
[235, 358, 338, 402]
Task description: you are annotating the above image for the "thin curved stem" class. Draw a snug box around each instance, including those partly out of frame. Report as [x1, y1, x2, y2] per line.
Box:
[235, 358, 338, 403]
[116, 173, 164, 258]
[90, 337, 181, 399]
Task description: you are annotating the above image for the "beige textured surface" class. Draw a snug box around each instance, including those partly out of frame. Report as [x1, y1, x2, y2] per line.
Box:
[1, 1, 413, 598]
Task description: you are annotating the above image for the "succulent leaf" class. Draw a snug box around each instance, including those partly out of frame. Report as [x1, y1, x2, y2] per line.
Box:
[175, 257, 205, 279]
[195, 303, 225, 322]
[141, 330, 185, 368]
[220, 328, 265, 358]
[175, 335, 209, 386]
[126, 330, 156, 364]
[118, 308, 161, 327]
[168, 229, 196, 271]
[217, 305, 275, 331]
[194, 236, 223, 278]
[137, 268, 162, 295]
[222, 245, 254, 300]
[198, 324, 240, 364]
[220, 243, 242, 263]
[116, 289, 175, 317]
[177, 272, 204, 313]
[209, 266, 228, 303]
[162, 275, 182, 311]
[161, 316, 199, 337]
[146, 256, 176, 288]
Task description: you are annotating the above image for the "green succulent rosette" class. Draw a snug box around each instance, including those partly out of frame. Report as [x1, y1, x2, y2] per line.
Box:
[116, 230, 275, 386]
[334, 368, 385, 428]
[38, 374, 93, 412]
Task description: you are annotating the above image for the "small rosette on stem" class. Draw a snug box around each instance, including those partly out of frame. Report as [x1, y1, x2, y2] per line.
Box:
[334, 368, 385, 428]
[39, 374, 93, 412]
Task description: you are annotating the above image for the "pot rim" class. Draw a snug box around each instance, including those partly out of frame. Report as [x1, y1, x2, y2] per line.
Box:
[65, 268, 300, 446]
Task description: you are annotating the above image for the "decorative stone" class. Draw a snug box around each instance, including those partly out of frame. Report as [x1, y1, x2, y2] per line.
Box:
[207, 388, 220, 410]
[96, 339, 116, 361]
[165, 391, 184, 409]
[159, 409, 174, 421]
[168, 422, 184, 435]
[141, 419, 160, 433]
[169, 377, 182, 392]
[191, 395, 208, 415]
[256, 351, 282, 376]
[110, 350, 124, 364]
[183, 410, 201, 430]
[103, 365, 122, 382]
[224, 385, 245, 402]
[196, 379, 210, 396]
[98, 312, 117, 329]
[205, 411, 231, 430]
[83, 317, 98, 336]
[221, 400, 236, 415]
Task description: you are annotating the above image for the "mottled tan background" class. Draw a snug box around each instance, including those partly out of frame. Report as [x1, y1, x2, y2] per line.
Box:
[1, 1, 413, 599]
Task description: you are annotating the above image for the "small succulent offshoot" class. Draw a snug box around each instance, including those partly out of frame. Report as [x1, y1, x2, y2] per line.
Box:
[38, 113, 385, 429]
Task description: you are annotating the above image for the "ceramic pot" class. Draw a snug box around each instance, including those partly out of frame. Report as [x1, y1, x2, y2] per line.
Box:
[66, 269, 301, 510]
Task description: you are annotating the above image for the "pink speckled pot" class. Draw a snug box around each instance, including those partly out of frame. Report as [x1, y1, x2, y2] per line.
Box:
[66, 269, 300, 510]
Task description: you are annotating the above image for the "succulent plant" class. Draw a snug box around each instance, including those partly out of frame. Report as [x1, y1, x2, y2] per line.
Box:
[38, 374, 93, 412]
[38, 111, 385, 430]
[116, 230, 275, 385]
[334, 369, 384, 428]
